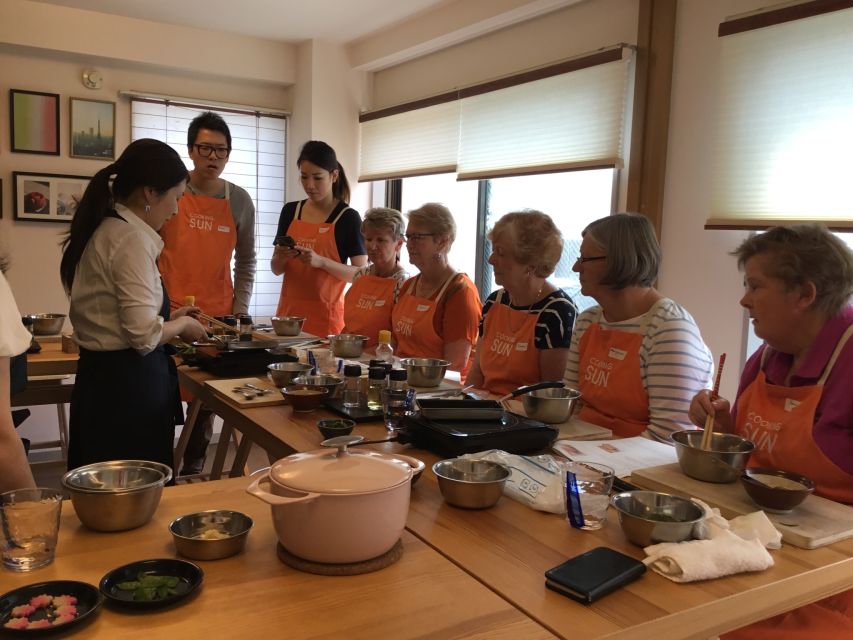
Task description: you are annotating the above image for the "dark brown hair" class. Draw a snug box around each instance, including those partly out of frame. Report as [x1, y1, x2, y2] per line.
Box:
[297, 140, 350, 203]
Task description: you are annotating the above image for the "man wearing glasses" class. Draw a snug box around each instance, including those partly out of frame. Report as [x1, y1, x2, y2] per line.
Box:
[158, 111, 257, 476]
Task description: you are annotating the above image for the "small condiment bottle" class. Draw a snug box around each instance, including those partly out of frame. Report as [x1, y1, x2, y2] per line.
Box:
[342, 364, 363, 408]
[184, 295, 196, 307]
[375, 330, 394, 365]
[239, 315, 253, 341]
[223, 316, 238, 336]
[366, 366, 387, 411]
[389, 368, 408, 390]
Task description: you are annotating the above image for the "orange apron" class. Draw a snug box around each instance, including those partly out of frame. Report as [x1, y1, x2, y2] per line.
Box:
[275, 201, 349, 337]
[576, 303, 662, 437]
[392, 273, 456, 361]
[723, 326, 853, 640]
[343, 272, 398, 347]
[479, 290, 541, 395]
[158, 183, 237, 316]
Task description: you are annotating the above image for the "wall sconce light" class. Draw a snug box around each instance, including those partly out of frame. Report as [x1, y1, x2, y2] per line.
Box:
[82, 69, 103, 90]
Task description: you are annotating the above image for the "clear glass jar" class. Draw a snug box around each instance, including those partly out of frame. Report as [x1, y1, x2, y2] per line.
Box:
[388, 368, 408, 390]
[239, 315, 254, 341]
[366, 366, 387, 411]
[342, 364, 363, 408]
[375, 329, 394, 364]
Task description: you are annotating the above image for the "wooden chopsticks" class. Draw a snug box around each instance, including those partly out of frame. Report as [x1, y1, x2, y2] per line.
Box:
[700, 353, 727, 450]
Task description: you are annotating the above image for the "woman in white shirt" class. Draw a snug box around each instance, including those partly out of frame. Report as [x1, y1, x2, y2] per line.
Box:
[59, 139, 207, 474]
[0, 256, 36, 492]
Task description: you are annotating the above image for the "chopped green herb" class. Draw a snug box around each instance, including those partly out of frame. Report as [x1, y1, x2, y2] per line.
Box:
[116, 573, 180, 601]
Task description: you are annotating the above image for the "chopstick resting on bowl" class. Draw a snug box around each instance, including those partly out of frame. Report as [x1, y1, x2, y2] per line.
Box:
[700, 353, 727, 450]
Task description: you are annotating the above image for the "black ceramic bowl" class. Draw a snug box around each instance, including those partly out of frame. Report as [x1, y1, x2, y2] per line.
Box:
[317, 419, 355, 440]
[99, 558, 203, 610]
[740, 468, 815, 513]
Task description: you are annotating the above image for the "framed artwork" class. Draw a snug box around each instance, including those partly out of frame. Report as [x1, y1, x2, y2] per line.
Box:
[70, 98, 116, 159]
[13, 171, 89, 222]
[9, 89, 60, 155]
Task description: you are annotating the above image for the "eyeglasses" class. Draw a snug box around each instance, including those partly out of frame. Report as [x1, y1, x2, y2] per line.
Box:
[193, 144, 231, 159]
[404, 233, 436, 242]
[575, 255, 607, 263]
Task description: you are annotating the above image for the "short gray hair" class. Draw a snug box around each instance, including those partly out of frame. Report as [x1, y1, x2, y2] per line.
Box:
[407, 202, 456, 244]
[732, 224, 853, 316]
[489, 210, 563, 278]
[582, 213, 660, 289]
[362, 207, 404, 239]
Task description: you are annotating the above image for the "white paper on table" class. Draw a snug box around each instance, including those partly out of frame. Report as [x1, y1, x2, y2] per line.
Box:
[552, 437, 678, 478]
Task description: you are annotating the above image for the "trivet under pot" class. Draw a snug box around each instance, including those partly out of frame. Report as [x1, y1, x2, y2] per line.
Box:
[276, 539, 403, 575]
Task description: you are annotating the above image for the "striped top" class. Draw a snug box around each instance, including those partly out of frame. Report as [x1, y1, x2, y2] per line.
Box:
[479, 288, 577, 349]
[564, 298, 714, 442]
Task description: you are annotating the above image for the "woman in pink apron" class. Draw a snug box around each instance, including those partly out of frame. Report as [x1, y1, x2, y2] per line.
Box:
[467, 211, 576, 395]
[564, 213, 713, 440]
[270, 141, 366, 337]
[690, 224, 853, 640]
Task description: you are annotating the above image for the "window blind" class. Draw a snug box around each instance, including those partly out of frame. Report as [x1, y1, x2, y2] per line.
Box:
[130, 99, 287, 316]
[708, 6, 853, 229]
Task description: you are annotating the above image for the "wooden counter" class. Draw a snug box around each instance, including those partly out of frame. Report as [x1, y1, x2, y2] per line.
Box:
[2, 478, 555, 639]
[171, 367, 853, 638]
[26, 339, 79, 377]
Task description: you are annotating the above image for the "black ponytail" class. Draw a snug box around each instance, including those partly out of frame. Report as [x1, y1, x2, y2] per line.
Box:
[334, 162, 351, 204]
[60, 139, 187, 292]
[297, 140, 350, 204]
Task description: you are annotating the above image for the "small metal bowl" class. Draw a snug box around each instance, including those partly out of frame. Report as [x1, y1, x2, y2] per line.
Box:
[292, 374, 344, 399]
[671, 430, 755, 483]
[317, 418, 355, 440]
[740, 468, 815, 513]
[327, 334, 368, 358]
[268, 361, 313, 387]
[26, 313, 66, 335]
[400, 357, 450, 388]
[282, 385, 329, 411]
[610, 490, 705, 547]
[271, 316, 305, 336]
[432, 458, 510, 509]
[61, 460, 172, 532]
[169, 510, 253, 560]
[522, 387, 581, 423]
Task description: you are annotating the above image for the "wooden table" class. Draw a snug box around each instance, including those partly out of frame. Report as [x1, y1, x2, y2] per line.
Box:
[26, 338, 79, 377]
[176, 365, 853, 639]
[2, 478, 554, 639]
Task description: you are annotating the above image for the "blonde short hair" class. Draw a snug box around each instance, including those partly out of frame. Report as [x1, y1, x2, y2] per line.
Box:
[362, 207, 404, 239]
[488, 210, 563, 278]
[406, 202, 456, 244]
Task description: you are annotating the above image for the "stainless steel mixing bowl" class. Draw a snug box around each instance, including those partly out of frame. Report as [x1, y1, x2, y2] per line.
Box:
[271, 316, 305, 336]
[521, 387, 581, 423]
[400, 358, 450, 388]
[432, 458, 510, 509]
[26, 313, 66, 335]
[169, 510, 253, 560]
[671, 430, 755, 483]
[610, 490, 705, 546]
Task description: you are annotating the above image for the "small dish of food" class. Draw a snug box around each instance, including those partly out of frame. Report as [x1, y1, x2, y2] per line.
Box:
[0, 580, 103, 635]
[281, 385, 329, 412]
[99, 559, 203, 610]
[169, 510, 253, 561]
[740, 468, 816, 513]
[317, 418, 355, 440]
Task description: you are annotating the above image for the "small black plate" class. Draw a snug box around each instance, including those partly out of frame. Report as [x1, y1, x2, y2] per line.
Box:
[99, 559, 203, 610]
[322, 398, 384, 422]
[0, 580, 103, 636]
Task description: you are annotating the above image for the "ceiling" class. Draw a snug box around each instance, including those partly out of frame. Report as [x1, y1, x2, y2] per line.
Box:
[27, 0, 450, 43]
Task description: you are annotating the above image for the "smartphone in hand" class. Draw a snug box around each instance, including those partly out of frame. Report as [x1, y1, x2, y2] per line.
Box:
[274, 235, 296, 248]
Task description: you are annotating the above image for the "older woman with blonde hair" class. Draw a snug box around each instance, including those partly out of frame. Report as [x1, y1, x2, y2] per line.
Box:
[565, 213, 713, 440]
[467, 210, 576, 394]
[391, 203, 481, 378]
[689, 223, 853, 639]
[302, 207, 408, 346]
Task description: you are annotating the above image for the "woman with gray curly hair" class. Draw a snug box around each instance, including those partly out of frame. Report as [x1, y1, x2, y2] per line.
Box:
[466, 210, 576, 394]
[689, 223, 853, 638]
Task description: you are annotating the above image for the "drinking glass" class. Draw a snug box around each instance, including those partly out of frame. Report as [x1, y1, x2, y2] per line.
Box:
[381, 388, 415, 432]
[1, 488, 63, 571]
[561, 461, 615, 530]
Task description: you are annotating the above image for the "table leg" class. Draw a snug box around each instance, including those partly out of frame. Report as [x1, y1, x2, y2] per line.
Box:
[229, 434, 253, 478]
[56, 403, 69, 461]
[174, 401, 203, 473]
[209, 422, 234, 480]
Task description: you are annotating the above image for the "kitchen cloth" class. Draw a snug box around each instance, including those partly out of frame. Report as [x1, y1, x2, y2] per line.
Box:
[643, 500, 779, 583]
[460, 449, 565, 513]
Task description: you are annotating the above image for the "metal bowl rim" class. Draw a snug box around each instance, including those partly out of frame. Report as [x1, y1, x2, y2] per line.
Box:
[610, 490, 705, 523]
[432, 459, 510, 484]
[61, 460, 171, 494]
[168, 510, 254, 541]
[671, 429, 756, 453]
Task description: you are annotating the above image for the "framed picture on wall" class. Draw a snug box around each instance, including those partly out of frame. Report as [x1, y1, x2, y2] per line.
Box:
[13, 171, 89, 222]
[9, 89, 60, 155]
[70, 98, 116, 159]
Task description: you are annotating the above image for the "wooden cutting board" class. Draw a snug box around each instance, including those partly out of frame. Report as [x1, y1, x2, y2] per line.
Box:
[205, 377, 285, 408]
[632, 463, 853, 549]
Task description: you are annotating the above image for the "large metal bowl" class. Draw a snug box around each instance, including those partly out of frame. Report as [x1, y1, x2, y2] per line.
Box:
[61, 460, 172, 532]
[521, 387, 580, 423]
[271, 316, 305, 336]
[327, 334, 368, 358]
[169, 510, 253, 560]
[268, 361, 313, 387]
[400, 357, 450, 388]
[671, 430, 755, 483]
[432, 458, 510, 509]
[610, 490, 704, 547]
[26, 313, 66, 335]
[292, 374, 344, 399]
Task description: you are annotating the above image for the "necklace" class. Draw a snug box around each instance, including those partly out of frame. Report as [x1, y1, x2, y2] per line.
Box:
[507, 282, 546, 333]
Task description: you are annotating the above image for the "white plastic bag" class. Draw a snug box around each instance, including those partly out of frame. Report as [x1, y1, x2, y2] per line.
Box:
[460, 449, 565, 513]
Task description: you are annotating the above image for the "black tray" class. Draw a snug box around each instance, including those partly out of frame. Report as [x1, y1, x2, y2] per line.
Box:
[193, 346, 297, 377]
[322, 398, 384, 423]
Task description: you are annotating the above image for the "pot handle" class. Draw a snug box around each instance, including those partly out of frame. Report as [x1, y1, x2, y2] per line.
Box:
[390, 453, 425, 477]
[246, 469, 320, 506]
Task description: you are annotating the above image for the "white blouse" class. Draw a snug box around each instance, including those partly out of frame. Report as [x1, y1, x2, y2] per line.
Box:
[70, 204, 165, 355]
[0, 272, 31, 358]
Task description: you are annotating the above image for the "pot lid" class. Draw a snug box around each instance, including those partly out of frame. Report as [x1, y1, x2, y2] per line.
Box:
[270, 439, 411, 494]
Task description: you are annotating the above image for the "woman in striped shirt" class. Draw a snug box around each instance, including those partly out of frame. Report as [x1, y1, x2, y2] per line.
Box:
[564, 213, 713, 441]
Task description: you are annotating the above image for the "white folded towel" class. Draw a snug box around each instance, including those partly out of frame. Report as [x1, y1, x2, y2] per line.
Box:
[644, 529, 773, 582]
